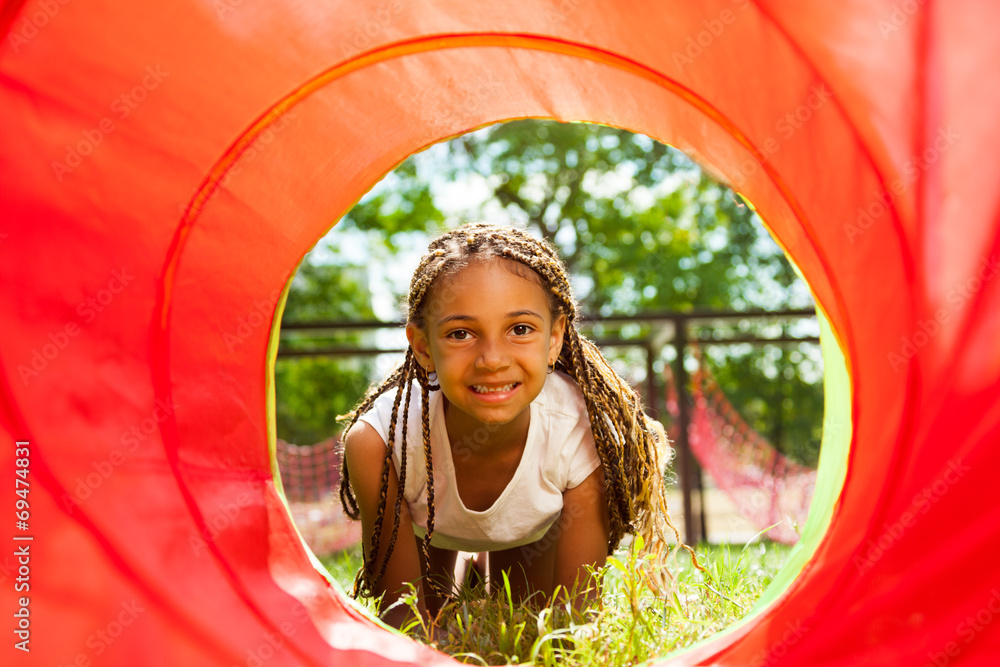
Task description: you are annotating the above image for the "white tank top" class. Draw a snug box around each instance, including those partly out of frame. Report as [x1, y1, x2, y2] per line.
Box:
[358, 370, 601, 552]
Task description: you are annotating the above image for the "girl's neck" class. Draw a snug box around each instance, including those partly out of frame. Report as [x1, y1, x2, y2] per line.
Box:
[441, 397, 530, 459]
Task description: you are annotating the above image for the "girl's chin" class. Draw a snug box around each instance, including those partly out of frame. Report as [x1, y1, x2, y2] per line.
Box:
[463, 407, 521, 426]
[443, 401, 527, 428]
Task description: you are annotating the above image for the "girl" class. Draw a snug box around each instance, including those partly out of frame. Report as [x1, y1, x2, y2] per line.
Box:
[339, 222, 686, 628]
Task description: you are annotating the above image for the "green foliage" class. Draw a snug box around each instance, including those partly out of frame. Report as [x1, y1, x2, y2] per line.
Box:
[274, 252, 376, 445]
[321, 540, 792, 666]
[341, 158, 447, 248]
[441, 121, 804, 315]
[282, 254, 376, 322]
[274, 357, 371, 445]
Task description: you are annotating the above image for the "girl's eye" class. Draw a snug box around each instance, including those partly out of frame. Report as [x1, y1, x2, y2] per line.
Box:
[448, 330, 470, 341]
[512, 324, 533, 336]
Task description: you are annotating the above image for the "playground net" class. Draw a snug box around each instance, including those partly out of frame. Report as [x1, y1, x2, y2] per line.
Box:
[662, 354, 816, 544]
[275, 437, 360, 555]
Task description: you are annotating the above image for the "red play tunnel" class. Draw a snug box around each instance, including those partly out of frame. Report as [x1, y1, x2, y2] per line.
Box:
[2, 1, 999, 664]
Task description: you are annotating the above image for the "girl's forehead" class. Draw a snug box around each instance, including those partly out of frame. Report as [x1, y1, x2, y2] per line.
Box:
[428, 257, 550, 306]
[441, 257, 543, 288]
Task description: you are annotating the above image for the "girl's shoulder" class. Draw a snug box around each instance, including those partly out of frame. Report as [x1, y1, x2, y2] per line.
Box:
[534, 370, 588, 419]
[368, 379, 434, 410]
[359, 380, 438, 436]
[533, 370, 600, 488]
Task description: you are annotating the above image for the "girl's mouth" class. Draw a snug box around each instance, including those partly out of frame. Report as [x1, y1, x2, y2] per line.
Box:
[470, 382, 520, 395]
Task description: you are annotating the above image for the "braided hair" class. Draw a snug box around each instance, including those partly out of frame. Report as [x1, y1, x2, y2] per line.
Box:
[339, 222, 694, 598]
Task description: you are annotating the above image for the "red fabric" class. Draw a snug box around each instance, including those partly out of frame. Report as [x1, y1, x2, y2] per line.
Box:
[1, 0, 998, 665]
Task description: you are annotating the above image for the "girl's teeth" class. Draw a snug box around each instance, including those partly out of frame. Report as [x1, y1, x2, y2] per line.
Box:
[473, 383, 514, 393]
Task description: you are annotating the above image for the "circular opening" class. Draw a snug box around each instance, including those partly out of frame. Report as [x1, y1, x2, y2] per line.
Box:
[273, 120, 835, 663]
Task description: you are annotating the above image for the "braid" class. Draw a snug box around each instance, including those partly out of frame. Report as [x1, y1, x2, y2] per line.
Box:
[338, 359, 411, 521]
[341, 221, 698, 601]
[372, 362, 413, 586]
[350, 353, 410, 596]
[418, 378, 447, 597]
[566, 329, 631, 543]
[338, 362, 409, 520]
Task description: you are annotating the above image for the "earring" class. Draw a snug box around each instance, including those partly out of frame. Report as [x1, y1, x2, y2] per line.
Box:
[547, 363, 554, 374]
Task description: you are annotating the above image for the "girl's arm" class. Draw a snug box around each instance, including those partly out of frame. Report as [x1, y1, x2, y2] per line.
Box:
[342, 421, 426, 629]
[552, 466, 611, 605]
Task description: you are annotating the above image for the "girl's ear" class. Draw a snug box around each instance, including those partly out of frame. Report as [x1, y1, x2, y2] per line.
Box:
[406, 323, 434, 371]
[548, 314, 567, 364]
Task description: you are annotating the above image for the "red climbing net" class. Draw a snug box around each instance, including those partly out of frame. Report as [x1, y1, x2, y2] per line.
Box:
[662, 355, 816, 544]
[275, 438, 360, 556]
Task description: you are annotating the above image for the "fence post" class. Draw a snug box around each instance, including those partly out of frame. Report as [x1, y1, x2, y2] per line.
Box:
[672, 317, 704, 544]
[644, 342, 658, 421]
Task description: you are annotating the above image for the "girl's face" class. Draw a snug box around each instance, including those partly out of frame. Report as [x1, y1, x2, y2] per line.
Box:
[406, 259, 566, 430]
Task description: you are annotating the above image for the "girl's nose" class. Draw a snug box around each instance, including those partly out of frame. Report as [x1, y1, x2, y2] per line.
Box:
[474, 339, 510, 372]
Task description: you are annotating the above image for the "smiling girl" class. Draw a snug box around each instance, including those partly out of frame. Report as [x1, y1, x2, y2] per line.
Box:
[339, 222, 687, 629]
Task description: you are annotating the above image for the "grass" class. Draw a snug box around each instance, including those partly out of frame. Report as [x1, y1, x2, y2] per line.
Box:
[320, 538, 792, 666]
